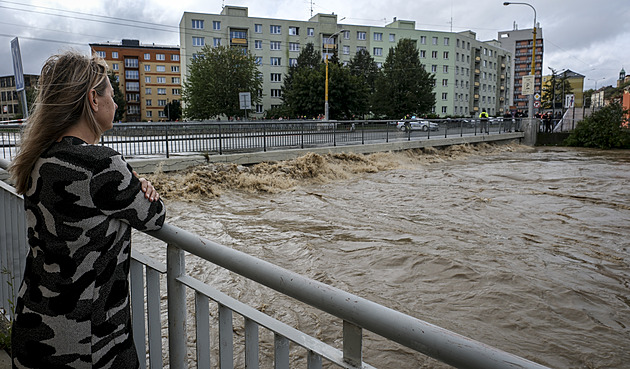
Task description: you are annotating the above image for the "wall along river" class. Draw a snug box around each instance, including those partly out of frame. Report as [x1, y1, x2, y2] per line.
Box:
[134, 143, 630, 368]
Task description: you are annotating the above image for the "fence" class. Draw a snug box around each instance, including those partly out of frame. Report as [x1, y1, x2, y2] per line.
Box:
[1, 118, 523, 161]
[0, 158, 551, 369]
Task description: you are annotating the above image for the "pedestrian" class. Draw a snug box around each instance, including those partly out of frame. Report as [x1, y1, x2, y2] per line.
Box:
[8, 51, 166, 368]
[479, 109, 489, 134]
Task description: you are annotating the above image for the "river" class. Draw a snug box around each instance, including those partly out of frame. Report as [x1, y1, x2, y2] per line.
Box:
[135, 143, 630, 368]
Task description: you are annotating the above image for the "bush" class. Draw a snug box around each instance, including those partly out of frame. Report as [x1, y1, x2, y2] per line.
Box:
[564, 102, 630, 149]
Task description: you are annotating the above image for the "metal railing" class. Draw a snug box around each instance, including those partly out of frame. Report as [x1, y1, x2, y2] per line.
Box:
[1, 119, 524, 161]
[0, 158, 551, 369]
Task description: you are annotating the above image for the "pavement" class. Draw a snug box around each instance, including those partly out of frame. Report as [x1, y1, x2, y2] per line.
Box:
[0, 349, 9, 368]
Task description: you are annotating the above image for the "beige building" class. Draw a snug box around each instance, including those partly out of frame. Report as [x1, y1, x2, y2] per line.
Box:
[542, 69, 585, 109]
[0, 74, 38, 121]
[90, 40, 181, 122]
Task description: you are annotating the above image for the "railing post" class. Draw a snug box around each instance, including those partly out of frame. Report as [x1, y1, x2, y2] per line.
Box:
[361, 121, 365, 145]
[263, 123, 267, 152]
[165, 125, 170, 159]
[218, 124, 223, 155]
[343, 320, 362, 367]
[167, 244, 187, 369]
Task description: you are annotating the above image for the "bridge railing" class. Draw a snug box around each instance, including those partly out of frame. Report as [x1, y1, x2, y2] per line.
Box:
[1, 119, 525, 161]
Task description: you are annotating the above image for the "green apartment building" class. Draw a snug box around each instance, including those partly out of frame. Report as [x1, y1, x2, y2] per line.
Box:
[180, 6, 512, 119]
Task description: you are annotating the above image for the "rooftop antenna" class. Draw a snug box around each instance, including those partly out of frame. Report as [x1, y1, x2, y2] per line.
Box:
[450, 0, 453, 32]
[310, 0, 313, 17]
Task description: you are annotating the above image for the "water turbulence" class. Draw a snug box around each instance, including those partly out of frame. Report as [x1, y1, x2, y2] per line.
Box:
[137, 144, 630, 368]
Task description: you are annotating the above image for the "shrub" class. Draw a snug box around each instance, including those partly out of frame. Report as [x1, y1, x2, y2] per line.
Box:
[564, 102, 630, 149]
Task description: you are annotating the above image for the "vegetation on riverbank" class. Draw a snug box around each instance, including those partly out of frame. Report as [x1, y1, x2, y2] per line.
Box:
[564, 102, 630, 149]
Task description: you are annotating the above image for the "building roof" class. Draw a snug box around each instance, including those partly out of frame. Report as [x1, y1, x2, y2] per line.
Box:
[89, 39, 179, 50]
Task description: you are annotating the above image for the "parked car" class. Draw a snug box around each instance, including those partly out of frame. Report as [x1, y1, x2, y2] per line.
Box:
[396, 118, 439, 132]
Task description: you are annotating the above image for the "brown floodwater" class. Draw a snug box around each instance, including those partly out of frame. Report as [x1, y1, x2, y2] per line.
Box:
[135, 143, 630, 368]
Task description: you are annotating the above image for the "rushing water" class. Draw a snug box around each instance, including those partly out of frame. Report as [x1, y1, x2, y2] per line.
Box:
[136, 144, 630, 368]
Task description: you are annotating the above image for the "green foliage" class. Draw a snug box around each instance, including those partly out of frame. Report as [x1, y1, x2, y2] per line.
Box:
[564, 102, 630, 149]
[372, 38, 435, 119]
[108, 70, 126, 122]
[183, 45, 262, 120]
[542, 69, 573, 110]
[164, 100, 182, 121]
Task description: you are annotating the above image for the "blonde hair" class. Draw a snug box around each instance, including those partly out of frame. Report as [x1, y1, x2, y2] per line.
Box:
[9, 51, 110, 194]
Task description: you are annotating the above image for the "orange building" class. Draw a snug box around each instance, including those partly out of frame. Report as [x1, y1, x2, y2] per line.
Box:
[90, 39, 181, 122]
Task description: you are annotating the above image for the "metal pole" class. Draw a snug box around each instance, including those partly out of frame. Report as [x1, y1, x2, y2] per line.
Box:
[325, 54, 329, 121]
[167, 244, 187, 369]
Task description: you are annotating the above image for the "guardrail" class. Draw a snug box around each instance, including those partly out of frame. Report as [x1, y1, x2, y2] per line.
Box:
[0, 158, 550, 369]
[1, 118, 524, 161]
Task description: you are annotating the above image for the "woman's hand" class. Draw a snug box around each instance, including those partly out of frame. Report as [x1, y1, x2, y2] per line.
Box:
[134, 171, 160, 202]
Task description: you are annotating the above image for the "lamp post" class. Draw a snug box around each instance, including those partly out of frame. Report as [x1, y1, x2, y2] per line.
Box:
[324, 29, 346, 121]
[504, 1, 537, 143]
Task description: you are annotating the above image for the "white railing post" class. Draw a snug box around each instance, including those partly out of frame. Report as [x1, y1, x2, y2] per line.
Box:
[167, 244, 187, 369]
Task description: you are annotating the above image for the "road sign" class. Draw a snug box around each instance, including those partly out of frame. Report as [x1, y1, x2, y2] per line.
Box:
[11, 38, 25, 92]
[239, 92, 251, 110]
[522, 75, 535, 95]
[564, 94, 575, 108]
[534, 93, 541, 100]
[534, 101, 540, 108]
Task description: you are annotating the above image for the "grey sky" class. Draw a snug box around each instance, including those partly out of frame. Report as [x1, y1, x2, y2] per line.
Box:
[1, 0, 628, 90]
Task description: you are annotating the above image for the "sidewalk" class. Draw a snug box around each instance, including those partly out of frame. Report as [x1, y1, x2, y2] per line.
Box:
[0, 350, 9, 368]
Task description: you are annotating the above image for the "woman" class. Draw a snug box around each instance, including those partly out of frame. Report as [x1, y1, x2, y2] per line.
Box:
[9, 51, 166, 368]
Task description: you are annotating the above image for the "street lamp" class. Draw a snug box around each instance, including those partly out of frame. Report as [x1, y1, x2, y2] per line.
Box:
[504, 1, 537, 143]
[324, 29, 346, 121]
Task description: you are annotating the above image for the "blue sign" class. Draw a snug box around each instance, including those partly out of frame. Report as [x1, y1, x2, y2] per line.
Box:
[11, 37, 25, 92]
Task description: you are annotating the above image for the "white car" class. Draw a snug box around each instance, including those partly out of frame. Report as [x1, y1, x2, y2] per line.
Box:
[396, 119, 439, 132]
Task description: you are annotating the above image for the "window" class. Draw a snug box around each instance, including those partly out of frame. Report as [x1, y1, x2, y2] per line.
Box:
[128, 106, 140, 115]
[389, 34, 395, 42]
[124, 58, 138, 68]
[157, 88, 166, 95]
[443, 65, 449, 73]
[156, 65, 166, 72]
[193, 37, 205, 46]
[457, 39, 460, 48]
[213, 21, 221, 30]
[172, 77, 180, 84]
[420, 50, 426, 58]
[157, 77, 166, 84]
[373, 47, 382, 56]
[442, 92, 448, 100]
[171, 54, 179, 61]
[376, 62, 382, 68]
[432, 37, 438, 45]
[356, 46, 366, 52]
[112, 51, 118, 59]
[126, 82, 139, 91]
[357, 31, 366, 40]
[213, 38, 221, 47]
[112, 63, 119, 71]
[444, 37, 449, 46]
[172, 89, 180, 95]
[145, 76, 151, 83]
[256, 104, 264, 113]
[146, 111, 152, 118]
[443, 51, 449, 59]
[420, 36, 426, 44]
[442, 79, 448, 86]
[270, 89, 282, 97]
[171, 66, 179, 72]
[270, 57, 281, 66]
[255, 40, 262, 49]
[289, 58, 298, 67]
[270, 25, 281, 34]
[271, 73, 282, 82]
[307, 28, 314, 36]
[270, 41, 281, 50]
[343, 30, 350, 39]
[442, 106, 448, 113]
[255, 56, 262, 65]
[374, 32, 382, 41]
[289, 26, 299, 35]
[192, 19, 204, 29]
[343, 45, 350, 55]
[431, 65, 437, 73]
[145, 88, 152, 95]
[126, 93, 139, 102]
[432, 51, 438, 59]
[95, 51, 106, 58]
[146, 99, 152, 106]
[156, 54, 165, 61]
[125, 70, 139, 79]
[158, 99, 167, 106]
[255, 24, 262, 33]
[289, 42, 300, 52]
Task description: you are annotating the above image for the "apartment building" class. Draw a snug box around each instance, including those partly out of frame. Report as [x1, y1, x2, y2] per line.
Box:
[180, 6, 512, 118]
[542, 69, 585, 109]
[0, 74, 38, 121]
[498, 27, 544, 113]
[90, 40, 181, 122]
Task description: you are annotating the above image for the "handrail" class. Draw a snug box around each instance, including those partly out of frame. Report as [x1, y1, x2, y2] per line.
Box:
[146, 223, 549, 369]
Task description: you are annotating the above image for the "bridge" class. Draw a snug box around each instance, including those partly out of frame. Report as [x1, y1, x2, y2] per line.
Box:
[0, 120, 554, 369]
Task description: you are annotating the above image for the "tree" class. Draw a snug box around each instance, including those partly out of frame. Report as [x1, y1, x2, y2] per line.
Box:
[348, 49, 379, 116]
[108, 70, 126, 122]
[164, 100, 182, 121]
[183, 45, 262, 120]
[372, 38, 435, 119]
[564, 102, 630, 149]
[542, 69, 573, 111]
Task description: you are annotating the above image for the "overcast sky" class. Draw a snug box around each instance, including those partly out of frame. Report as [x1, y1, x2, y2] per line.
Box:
[1, 0, 628, 90]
